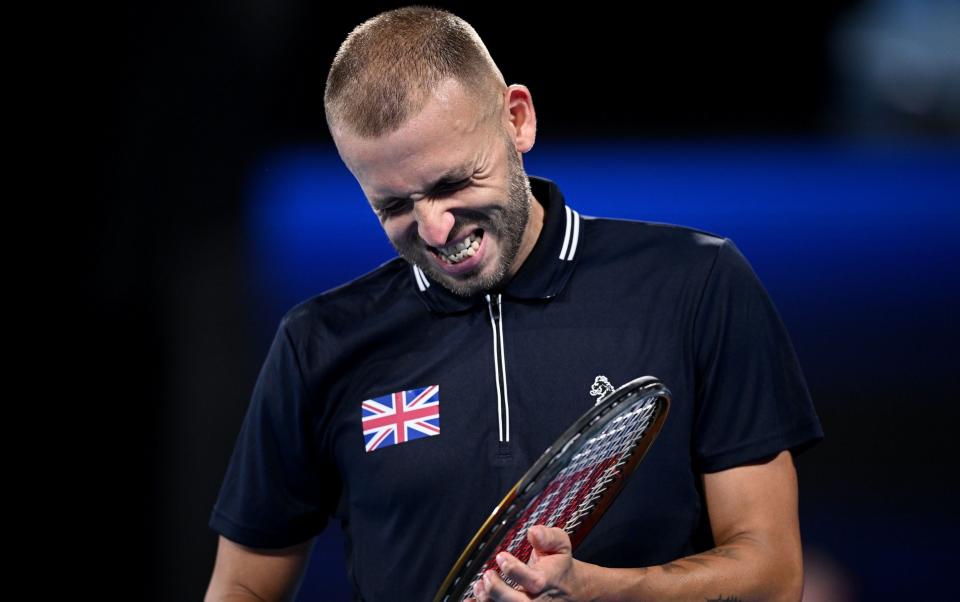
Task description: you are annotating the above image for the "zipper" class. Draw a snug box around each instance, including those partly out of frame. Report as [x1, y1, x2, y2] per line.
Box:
[485, 293, 510, 442]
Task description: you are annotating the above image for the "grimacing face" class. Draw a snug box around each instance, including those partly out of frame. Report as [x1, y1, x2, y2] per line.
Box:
[331, 79, 540, 297]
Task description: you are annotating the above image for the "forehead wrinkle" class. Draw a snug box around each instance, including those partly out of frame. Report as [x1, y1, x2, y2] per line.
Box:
[370, 157, 477, 206]
[353, 78, 494, 205]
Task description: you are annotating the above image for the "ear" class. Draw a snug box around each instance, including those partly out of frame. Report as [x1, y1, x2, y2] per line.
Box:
[502, 84, 537, 154]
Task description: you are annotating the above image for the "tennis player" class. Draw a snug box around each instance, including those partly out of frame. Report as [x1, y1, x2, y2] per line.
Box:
[205, 6, 823, 602]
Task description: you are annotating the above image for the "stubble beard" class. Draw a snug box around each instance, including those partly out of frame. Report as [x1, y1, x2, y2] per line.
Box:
[393, 135, 533, 297]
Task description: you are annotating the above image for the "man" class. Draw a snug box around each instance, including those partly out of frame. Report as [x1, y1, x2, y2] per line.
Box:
[206, 6, 823, 602]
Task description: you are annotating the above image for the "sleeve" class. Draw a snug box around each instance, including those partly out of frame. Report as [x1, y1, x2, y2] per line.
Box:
[691, 237, 824, 473]
[208, 317, 337, 548]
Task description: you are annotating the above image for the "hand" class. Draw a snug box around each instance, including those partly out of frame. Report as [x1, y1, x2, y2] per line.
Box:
[467, 525, 593, 602]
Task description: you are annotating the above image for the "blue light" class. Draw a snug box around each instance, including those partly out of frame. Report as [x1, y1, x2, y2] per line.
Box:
[247, 139, 960, 389]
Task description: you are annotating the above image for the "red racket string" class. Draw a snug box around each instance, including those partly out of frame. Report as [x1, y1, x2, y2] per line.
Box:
[461, 397, 659, 599]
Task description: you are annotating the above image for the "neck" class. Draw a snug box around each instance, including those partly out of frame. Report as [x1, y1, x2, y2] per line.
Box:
[506, 191, 545, 280]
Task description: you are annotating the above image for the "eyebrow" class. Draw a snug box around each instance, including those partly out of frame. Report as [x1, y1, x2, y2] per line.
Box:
[371, 165, 473, 208]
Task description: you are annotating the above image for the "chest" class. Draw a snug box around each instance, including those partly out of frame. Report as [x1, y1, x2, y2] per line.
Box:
[324, 292, 698, 514]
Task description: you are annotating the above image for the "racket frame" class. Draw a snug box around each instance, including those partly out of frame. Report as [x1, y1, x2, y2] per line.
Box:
[432, 374, 671, 602]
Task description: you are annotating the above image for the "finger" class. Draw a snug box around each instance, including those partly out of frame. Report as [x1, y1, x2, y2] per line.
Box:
[496, 551, 547, 595]
[469, 577, 484, 602]
[472, 574, 496, 602]
[527, 525, 572, 555]
[482, 568, 527, 602]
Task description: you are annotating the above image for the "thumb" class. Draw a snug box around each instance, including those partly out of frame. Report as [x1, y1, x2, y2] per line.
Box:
[527, 525, 572, 554]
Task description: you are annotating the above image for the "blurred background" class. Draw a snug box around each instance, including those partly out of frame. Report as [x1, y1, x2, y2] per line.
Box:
[89, 1, 959, 600]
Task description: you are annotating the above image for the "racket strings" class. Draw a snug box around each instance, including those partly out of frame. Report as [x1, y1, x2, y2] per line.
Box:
[498, 457, 618, 564]
[564, 400, 657, 530]
[462, 395, 659, 600]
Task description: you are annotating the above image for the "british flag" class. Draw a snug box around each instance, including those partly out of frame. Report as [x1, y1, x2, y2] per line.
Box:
[361, 384, 441, 452]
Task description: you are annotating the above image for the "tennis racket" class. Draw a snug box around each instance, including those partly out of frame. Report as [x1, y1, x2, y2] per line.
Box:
[432, 374, 671, 602]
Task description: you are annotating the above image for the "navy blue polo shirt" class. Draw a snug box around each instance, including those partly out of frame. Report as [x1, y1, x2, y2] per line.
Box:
[209, 174, 824, 601]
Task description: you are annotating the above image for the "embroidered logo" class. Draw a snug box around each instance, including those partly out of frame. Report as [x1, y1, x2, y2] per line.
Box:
[361, 385, 440, 452]
[589, 375, 616, 405]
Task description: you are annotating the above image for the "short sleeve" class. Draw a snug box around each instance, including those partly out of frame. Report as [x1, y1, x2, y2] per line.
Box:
[208, 317, 335, 548]
[692, 238, 824, 473]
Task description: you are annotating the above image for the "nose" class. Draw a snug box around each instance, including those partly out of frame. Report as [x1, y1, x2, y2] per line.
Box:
[412, 200, 456, 247]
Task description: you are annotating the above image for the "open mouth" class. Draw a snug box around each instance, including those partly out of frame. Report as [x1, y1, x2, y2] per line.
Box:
[431, 229, 484, 265]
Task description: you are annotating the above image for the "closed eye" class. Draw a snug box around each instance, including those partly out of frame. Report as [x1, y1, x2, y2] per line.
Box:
[434, 178, 471, 195]
[374, 178, 472, 219]
[377, 199, 411, 216]
[375, 178, 471, 218]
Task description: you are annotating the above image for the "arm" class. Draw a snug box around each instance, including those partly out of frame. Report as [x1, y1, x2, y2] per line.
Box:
[204, 535, 314, 602]
[473, 449, 803, 602]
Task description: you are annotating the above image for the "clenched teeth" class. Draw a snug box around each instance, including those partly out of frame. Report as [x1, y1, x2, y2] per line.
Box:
[437, 231, 482, 264]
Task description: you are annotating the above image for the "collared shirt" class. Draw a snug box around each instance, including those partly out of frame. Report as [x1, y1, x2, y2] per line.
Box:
[209, 174, 824, 601]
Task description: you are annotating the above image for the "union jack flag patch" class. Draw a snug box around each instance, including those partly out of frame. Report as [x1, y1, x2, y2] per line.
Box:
[361, 385, 440, 452]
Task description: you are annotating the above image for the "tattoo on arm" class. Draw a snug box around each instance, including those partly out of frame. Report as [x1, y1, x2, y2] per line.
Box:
[659, 534, 753, 574]
[705, 597, 741, 602]
[703, 546, 739, 559]
[660, 545, 741, 574]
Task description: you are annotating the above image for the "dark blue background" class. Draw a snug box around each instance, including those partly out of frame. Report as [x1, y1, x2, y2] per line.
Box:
[84, 2, 960, 600]
[248, 140, 959, 600]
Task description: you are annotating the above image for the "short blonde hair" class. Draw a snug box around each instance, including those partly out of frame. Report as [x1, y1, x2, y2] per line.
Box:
[324, 5, 507, 139]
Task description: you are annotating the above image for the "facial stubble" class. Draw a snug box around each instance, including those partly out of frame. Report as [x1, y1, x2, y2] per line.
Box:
[392, 134, 533, 297]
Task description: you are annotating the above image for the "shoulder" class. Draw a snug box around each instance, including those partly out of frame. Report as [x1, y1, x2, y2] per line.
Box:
[278, 256, 413, 341]
[578, 214, 731, 272]
[585, 214, 726, 249]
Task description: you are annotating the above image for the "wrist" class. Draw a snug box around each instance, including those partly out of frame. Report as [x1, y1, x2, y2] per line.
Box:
[573, 560, 649, 602]
[572, 559, 601, 602]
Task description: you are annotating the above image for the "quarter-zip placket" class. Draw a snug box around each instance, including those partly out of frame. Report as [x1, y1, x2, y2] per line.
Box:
[485, 293, 510, 444]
